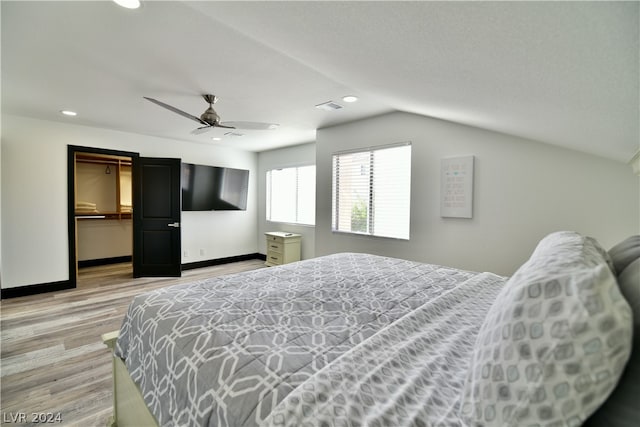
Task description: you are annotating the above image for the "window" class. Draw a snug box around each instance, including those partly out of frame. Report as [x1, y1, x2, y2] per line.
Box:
[266, 165, 315, 225]
[332, 142, 411, 239]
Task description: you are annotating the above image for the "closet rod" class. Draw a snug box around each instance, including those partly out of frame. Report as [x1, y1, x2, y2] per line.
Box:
[76, 158, 132, 166]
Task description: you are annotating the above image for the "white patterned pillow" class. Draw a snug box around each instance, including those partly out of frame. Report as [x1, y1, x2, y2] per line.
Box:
[460, 231, 632, 427]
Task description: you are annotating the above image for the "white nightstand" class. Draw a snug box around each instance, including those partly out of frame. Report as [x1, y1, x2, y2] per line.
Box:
[265, 232, 301, 266]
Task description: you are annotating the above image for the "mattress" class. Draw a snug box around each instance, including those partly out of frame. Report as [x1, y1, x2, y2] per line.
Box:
[115, 253, 506, 426]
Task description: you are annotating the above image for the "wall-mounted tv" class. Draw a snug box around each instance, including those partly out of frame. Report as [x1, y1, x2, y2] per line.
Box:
[181, 163, 249, 211]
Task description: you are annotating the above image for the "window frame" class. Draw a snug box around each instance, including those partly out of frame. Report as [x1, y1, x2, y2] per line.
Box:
[266, 163, 316, 226]
[331, 141, 412, 240]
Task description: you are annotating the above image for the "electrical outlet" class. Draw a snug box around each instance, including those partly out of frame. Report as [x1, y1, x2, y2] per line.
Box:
[199, 248, 205, 256]
[183, 250, 189, 258]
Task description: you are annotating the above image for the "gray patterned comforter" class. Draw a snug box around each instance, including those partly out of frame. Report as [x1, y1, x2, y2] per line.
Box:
[115, 253, 506, 427]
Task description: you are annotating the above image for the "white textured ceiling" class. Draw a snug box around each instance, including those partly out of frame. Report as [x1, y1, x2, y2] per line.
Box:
[2, 1, 638, 162]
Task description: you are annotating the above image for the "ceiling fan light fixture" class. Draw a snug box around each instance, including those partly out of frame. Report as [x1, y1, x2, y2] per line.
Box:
[342, 95, 359, 103]
[113, 0, 141, 9]
[200, 106, 220, 126]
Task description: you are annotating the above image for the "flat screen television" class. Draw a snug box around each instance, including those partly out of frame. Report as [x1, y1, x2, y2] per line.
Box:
[181, 163, 249, 211]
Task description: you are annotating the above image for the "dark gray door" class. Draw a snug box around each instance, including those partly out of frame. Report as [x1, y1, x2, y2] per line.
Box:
[133, 157, 181, 277]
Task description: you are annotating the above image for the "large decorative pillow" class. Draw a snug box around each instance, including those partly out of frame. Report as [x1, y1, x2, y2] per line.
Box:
[584, 236, 640, 427]
[616, 257, 640, 323]
[460, 231, 633, 426]
[608, 235, 640, 275]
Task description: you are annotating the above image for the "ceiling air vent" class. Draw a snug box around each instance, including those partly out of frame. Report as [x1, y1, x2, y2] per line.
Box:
[315, 101, 343, 111]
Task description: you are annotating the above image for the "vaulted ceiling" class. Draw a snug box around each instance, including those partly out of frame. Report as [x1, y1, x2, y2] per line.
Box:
[2, 1, 638, 162]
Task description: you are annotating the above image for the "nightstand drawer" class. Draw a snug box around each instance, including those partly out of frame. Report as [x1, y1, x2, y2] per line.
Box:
[266, 252, 283, 265]
[267, 234, 284, 243]
[267, 241, 284, 253]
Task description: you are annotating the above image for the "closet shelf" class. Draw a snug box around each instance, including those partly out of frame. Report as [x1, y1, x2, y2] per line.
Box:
[75, 153, 132, 166]
[76, 212, 132, 220]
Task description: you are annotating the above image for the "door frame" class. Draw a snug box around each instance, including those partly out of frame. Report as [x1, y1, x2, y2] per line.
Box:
[67, 145, 140, 288]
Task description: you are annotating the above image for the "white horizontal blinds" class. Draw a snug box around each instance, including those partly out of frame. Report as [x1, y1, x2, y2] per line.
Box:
[266, 165, 316, 225]
[332, 143, 411, 239]
[296, 165, 316, 225]
[267, 168, 296, 223]
[372, 144, 411, 239]
[332, 151, 371, 234]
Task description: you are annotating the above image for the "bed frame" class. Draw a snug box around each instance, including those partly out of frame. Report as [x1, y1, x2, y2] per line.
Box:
[102, 331, 158, 427]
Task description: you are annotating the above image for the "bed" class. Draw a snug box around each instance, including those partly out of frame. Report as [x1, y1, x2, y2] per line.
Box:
[104, 231, 639, 427]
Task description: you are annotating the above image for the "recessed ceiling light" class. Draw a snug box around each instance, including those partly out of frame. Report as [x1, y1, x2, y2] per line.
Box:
[60, 110, 77, 116]
[342, 95, 358, 103]
[212, 137, 222, 141]
[113, 0, 141, 9]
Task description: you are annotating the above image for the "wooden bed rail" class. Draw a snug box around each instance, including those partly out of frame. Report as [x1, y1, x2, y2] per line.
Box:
[102, 330, 119, 350]
[102, 331, 119, 427]
[102, 330, 158, 427]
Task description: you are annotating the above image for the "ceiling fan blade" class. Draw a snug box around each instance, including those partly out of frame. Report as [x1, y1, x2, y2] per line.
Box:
[144, 97, 207, 125]
[191, 126, 214, 135]
[220, 121, 279, 130]
[215, 123, 236, 129]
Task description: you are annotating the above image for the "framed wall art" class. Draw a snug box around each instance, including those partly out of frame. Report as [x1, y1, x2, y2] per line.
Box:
[440, 155, 474, 218]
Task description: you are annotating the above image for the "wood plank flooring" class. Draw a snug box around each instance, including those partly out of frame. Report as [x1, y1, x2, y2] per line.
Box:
[0, 260, 265, 426]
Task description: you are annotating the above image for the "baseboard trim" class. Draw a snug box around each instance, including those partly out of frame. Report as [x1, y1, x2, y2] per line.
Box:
[78, 255, 132, 268]
[181, 253, 266, 271]
[1, 280, 74, 299]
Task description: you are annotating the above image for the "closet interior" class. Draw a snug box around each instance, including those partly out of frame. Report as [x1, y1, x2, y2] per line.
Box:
[74, 152, 133, 275]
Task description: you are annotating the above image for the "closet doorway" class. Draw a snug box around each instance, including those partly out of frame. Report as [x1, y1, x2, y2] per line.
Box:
[67, 146, 140, 288]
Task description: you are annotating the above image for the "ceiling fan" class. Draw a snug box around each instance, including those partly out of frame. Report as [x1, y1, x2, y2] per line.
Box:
[143, 94, 279, 135]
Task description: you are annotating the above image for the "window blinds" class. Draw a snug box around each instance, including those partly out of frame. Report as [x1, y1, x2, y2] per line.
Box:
[266, 165, 315, 225]
[332, 143, 411, 240]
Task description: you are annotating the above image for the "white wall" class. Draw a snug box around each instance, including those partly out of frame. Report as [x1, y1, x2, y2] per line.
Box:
[257, 142, 316, 259]
[1, 114, 258, 289]
[316, 112, 640, 276]
[77, 220, 132, 261]
[0, 114, 3, 287]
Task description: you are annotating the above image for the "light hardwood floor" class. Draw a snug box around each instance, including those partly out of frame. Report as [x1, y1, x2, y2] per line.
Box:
[0, 260, 265, 426]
